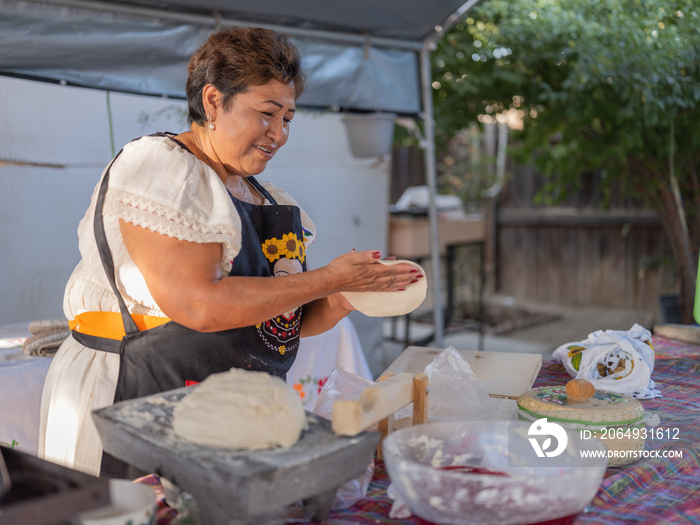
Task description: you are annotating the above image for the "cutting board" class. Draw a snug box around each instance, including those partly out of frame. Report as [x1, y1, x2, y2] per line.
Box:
[382, 346, 543, 420]
[92, 388, 379, 525]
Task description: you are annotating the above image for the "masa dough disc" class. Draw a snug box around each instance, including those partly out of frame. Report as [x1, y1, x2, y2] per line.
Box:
[341, 259, 427, 317]
[172, 368, 306, 450]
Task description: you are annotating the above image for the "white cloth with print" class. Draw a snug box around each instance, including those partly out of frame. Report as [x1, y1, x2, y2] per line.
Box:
[552, 323, 660, 399]
[286, 317, 371, 411]
[39, 135, 316, 476]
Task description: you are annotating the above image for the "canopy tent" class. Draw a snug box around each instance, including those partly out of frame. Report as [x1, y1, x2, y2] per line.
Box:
[0, 0, 481, 344]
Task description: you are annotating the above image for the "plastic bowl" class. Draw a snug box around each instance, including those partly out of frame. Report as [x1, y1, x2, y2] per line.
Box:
[382, 420, 607, 525]
[78, 479, 156, 525]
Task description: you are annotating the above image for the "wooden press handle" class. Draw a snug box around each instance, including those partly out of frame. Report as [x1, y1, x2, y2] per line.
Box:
[331, 373, 417, 436]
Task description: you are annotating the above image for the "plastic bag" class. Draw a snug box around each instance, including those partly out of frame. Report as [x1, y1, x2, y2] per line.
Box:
[312, 368, 375, 509]
[313, 367, 373, 419]
[387, 481, 412, 519]
[424, 345, 495, 421]
[552, 323, 660, 399]
[394, 345, 495, 422]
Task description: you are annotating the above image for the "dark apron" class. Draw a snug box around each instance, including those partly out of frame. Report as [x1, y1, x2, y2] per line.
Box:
[72, 134, 307, 404]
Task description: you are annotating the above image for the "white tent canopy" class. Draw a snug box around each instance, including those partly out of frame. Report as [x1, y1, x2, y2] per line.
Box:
[0, 0, 480, 344]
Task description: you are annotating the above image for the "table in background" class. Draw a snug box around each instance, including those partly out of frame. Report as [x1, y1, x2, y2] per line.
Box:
[0, 337, 51, 455]
[316, 335, 700, 524]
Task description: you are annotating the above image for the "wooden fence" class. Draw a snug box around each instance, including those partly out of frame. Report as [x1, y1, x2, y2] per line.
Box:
[391, 142, 678, 317]
[495, 163, 677, 313]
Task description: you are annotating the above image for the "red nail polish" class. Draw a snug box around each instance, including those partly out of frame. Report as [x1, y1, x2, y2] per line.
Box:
[411, 279, 418, 284]
[373, 251, 382, 258]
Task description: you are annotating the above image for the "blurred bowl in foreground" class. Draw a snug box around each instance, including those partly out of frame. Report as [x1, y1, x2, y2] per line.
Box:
[383, 420, 607, 525]
[78, 478, 156, 525]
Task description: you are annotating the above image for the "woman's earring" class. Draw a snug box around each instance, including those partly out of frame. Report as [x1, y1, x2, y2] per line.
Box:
[207, 114, 215, 130]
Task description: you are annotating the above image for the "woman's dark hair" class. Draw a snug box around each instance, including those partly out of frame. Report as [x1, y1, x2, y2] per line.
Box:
[186, 27, 306, 125]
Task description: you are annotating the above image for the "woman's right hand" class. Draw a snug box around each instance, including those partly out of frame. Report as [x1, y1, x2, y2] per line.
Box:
[321, 249, 423, 294]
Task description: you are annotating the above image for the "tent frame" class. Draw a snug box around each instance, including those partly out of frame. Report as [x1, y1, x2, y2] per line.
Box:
[17, 0, 482, 345]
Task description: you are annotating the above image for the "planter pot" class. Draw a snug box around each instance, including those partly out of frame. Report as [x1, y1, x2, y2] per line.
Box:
[342, 112, 397, 158]
[658, 294, 682, 324]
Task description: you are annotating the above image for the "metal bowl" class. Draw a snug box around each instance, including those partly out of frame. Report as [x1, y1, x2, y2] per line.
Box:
[382, 420, 607, 525]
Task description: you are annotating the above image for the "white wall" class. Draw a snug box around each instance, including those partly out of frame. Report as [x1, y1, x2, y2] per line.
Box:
[0, 77, 110, 324]
[0, 76, 388, 371]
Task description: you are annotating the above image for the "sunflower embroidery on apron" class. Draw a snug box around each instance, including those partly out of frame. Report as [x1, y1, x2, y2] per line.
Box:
[256, 232, 307, 355]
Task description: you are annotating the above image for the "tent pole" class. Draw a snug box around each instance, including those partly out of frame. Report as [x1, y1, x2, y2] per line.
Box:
[419, 45, 445, 347]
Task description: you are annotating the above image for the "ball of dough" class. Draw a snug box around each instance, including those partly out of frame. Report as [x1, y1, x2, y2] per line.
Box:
[172, 368, 306, 450]
[341, 259, 427, 317]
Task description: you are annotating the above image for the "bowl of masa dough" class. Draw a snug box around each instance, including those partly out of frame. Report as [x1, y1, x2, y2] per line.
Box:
[382, 420, 607, 525]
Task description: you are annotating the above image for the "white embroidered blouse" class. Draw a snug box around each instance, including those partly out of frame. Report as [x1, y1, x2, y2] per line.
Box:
[39, 134, 316, 475]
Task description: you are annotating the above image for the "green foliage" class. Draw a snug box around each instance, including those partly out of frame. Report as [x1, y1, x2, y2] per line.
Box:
[0, 440, 18, 449]
[432, 0, 700, 208]
[437, 124, 500, 210]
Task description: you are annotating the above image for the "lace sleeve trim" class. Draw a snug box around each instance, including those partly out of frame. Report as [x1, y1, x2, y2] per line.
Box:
[104, 187, 241, 271]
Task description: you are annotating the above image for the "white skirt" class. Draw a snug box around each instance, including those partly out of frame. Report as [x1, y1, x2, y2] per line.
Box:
[38, 335, 119, 476]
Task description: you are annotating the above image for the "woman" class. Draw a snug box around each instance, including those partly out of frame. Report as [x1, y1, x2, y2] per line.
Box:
[38, 27, 420, 476]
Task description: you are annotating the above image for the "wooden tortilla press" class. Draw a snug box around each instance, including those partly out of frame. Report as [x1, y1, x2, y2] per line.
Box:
[331, 372, 429, 459]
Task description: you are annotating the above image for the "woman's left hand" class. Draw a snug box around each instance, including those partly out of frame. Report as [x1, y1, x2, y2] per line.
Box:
[321, 250, 422, 294]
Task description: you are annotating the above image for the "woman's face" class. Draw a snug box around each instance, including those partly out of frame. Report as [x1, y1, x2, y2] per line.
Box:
[211, 80, 296, 177]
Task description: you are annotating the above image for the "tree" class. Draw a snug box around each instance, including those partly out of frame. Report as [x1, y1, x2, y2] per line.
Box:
[432, 0, 700, 322]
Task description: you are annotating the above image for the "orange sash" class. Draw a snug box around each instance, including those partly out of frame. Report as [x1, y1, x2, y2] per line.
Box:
[69, 311, 171, 340]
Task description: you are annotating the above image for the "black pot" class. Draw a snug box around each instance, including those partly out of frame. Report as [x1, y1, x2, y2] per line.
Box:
[658, 294, 682, 324]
